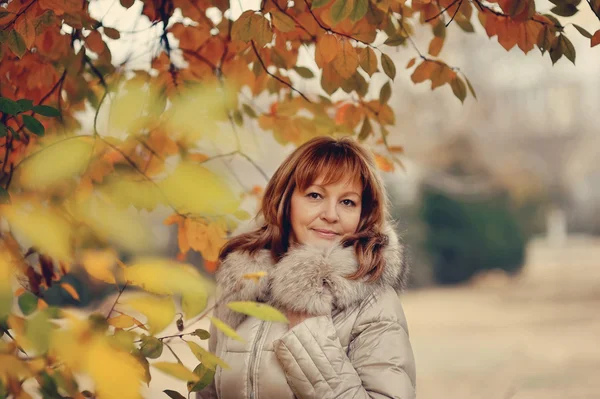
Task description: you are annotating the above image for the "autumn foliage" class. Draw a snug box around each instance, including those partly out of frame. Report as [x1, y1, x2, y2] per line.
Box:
[1, 0, 599, 397]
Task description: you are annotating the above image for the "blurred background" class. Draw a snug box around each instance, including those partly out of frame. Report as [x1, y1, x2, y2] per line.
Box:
[3, 0, 599, 398]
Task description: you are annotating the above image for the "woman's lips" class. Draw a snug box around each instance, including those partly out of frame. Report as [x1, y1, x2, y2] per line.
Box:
[311, 229, 339, 239]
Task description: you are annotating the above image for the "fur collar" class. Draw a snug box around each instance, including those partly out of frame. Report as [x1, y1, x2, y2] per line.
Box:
[213, 222, 409, 329]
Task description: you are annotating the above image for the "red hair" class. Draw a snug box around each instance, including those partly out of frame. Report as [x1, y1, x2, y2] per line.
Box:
[219, 136, 392, 282]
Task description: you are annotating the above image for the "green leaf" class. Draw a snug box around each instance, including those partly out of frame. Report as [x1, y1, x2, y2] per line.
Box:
[573, 24, 592, 39]
[293, 66, 315, 79]
[0, 97, 21, 115]
[560, 34, 576, 64]
[163, 390, 186, 399]
[311, 0, 332, 9]
[450, 78, 467, 103]
[549, 35, 563, 64]
[455, 19, 475, 33]
[232, 109, 243, 126]
[330, 0, 354, 25]
[465, 76, 477, 100]
[140, 335, 164, 359]
[551, 4, 578, 17]
[358, 117, 372, 141]
[187, 364, 216, 392]
[18, 292, 38, 316]
[209, 317, 244, 342]
[33, 105, 60, 117]
[0, 122, 7, 138]
[433, 20, 446, 38]
[383, 35, 405, 46]
[22, 115, 45, 136]
[349, 0, 368, 22]
[242, 104, 257, 118]
[7, 30, 26, 58]
[379, 81, 391, 104]
[182, 291, 208, 320]
[0, 186, 9, 204]
[381, 53, 396, 80]
[227, 301, 288, 323]
[16, 99, 33, 112]
[8, 126, 20, 141]
[192, 328, 211, 340]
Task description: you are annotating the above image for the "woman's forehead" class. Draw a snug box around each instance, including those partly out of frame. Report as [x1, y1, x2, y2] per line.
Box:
[309, 174, 362, 192]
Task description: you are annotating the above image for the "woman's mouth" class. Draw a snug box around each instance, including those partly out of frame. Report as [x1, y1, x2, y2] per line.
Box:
[311, 229, 339, 240]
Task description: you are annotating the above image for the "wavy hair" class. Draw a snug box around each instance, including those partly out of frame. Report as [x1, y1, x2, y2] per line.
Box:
[219, 136, 392, 282]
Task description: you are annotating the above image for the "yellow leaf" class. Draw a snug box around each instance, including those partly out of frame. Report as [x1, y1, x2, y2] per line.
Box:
[186, 341, 230, 370]
[2, 202, 72, 262]
[80, 249, 117, 284]
[85, 336, 145, 399]
[159, 162, 240, 216]
[0, 255, 14, 318]
[98, 176, 164, 212]
[181, 291, 207, 320]
[122, 257, 212, 299]
[73, 195, 153, 253]
[209, 317, 244, 342]
[241, 271, 268, 283]
[226, 301, 288, 323]
[153, 361, 200, 382]
[108, 314, 136, 329]
[0, 354, 32, 379]
[18, 136, 93, 191]
[332, 39, 359, 79]
[61, 283, 80, 301]
[125, 294, 175, 334]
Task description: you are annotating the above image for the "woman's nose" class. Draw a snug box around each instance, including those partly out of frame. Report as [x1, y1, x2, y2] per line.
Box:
[320, 200, 339, 223]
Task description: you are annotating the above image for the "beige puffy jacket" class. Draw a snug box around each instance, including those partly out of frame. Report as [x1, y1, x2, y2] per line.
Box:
[198, 223, 416, 399]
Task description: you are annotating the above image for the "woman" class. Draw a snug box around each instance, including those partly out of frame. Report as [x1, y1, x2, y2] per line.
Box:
[199, 136, 416, 399]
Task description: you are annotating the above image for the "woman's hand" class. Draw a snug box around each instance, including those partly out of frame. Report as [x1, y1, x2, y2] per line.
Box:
[285, 310, 312, 329]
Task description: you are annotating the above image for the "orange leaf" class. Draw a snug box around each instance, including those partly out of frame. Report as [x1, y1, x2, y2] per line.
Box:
[178, 221, 191, 254]
[358, 47, 377, 76]
[517, 20, 541, 54]
[61, 283, 80, 301]
[188, 153, 210, 163]
[108, 314, 135, 329]
[171, 23, 211, 51]
[15, 287, 26, 296]
[428, 36, 444, 56]
[406, 58, 416, 69]
[411, 60, 437, 84]
[374, 153, 394, 172]
[204, 259, 218, 273]
[592, 29, 600, 47]
[316, 34, 339, 68]
[85, 30, 105, 54]
[164, 214, 183, 226]
[332, 38, 358, 79]
[271, 10, 296, 33]
[38, 299, 48, 310]
[15, 15, 35, 49]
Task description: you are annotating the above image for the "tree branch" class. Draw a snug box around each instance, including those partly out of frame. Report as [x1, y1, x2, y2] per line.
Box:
[250, 41, 312, 103]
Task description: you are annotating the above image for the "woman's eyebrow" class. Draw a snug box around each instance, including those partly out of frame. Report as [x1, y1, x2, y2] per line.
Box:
[310, 184, 361, 198]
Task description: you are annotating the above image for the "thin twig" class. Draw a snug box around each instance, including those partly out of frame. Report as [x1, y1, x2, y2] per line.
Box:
[446, 0, 463, 27]
[250, 41, 312, 103]
[106, 282, 128, 319]
[425, 0, 461, 23]
[164, 342, 184, 364]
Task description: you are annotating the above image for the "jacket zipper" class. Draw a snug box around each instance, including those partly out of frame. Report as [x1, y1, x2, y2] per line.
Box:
[247, 320, 266, 399]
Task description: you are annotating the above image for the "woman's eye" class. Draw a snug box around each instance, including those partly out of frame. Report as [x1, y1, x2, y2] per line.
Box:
[307, 192, 321, 199]
[342, 199, 356, 207]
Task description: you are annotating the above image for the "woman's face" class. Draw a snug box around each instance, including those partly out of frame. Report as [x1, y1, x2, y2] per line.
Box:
[289, 175, 362, 248]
